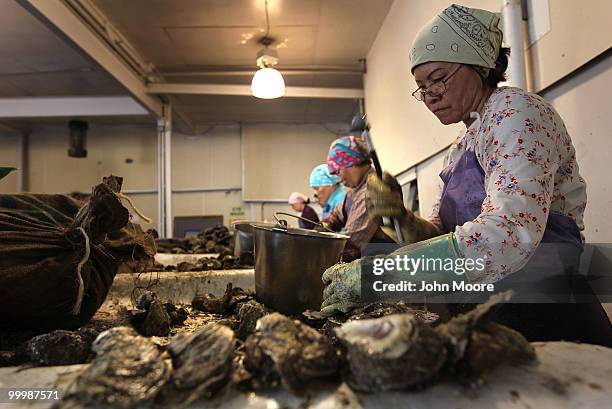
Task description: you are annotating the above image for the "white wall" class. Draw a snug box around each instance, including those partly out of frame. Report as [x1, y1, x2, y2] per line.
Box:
[23, 124, 160, 228]
[171, 126, 242, 224]
[240, 123, 343, 226]
[527, 0, 612, 92]
[242, 123, 340, 201]
[0, 122, 342, 231]
[27, 125, 156, 193]
[367, 1, 612, 238]
[415, 151, 446, 218]
[364, 0, 499, 176]
[541, 54, 612, 242]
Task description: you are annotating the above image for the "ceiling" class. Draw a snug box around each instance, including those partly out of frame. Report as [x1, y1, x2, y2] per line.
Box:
[92, 0, 392, 72]
[0, 0, 134, 131]
[1, 0, 393, 132]
[0, 0, 124, 97]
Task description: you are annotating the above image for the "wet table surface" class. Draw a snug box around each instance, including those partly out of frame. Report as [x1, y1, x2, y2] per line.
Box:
[154, 253, 220, 266]
[1, 342, 611, 409]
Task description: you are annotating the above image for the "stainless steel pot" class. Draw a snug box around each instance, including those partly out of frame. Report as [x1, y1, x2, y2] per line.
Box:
[252, 213, 348, 314]
[232, 220, 257, 258]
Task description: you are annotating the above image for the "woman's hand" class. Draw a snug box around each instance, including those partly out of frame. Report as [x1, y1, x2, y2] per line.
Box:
[366, 171, 406, 219]
[320, 233, 467, 314]
[366, 172, 440, 243]
[320, 260, 362, 314]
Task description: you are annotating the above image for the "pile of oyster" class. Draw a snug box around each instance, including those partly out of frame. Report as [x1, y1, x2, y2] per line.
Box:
[55, 291, 535, 407]
[148, 252, 253, 272]
[335, 292, 535, 392]
[129, 290, 189, 337]
[154, 226, 233, 254]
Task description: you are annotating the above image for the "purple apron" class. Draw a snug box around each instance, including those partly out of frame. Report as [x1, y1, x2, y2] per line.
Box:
[437, 148, 583, 296]
[436, 149, 612, 345]
[437, 148, 583, 250]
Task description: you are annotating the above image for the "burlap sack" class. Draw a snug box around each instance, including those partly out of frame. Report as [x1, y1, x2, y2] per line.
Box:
[0, 176, 155, 330]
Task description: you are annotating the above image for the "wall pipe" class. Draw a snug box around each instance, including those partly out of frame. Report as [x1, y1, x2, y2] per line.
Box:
[501, 0, 528, 89]
[122, 187, 242, 195]
[156, 103, 173, 238]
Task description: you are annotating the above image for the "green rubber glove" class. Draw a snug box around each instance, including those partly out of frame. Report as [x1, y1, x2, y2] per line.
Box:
[321, 233, 465, 314]
[0, 167, 16, 181]
[366, 172, 440, 244]
[321, 258, 363, 314]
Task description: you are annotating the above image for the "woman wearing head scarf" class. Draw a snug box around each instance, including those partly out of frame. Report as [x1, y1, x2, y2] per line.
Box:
[321, 4, 611, 345]
[309, 164, 346, 220]
[322, 135, 394, 262]
[288, 192, 319, 230]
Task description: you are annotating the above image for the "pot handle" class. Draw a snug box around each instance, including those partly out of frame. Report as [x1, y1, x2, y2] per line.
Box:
[273, 212, 335, 233]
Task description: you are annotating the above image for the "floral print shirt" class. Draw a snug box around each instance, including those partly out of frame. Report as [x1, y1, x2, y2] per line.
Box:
[429, 87, 587, 283]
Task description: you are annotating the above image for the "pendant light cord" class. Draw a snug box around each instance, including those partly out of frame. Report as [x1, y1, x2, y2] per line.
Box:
[264, 0, 270, 38]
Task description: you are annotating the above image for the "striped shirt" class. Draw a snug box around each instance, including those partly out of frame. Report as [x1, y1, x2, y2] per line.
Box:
[327, 168, 381, 261]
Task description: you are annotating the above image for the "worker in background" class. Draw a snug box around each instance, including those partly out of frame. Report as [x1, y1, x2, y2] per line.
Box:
[321, 136, 393, 261]
[288, 192, 319, 230]
[321, 4, 612, 346]
[309, 164, 346, 220]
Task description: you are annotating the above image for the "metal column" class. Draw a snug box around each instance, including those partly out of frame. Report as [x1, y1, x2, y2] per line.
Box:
[157, 104, 173, 238]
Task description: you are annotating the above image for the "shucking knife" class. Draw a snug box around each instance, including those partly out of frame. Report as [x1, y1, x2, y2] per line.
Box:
[350, 115, 405, 244]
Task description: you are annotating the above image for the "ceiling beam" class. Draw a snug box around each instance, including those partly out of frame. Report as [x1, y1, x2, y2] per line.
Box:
[167, 96, 197, 134]
[148, 83, 364, 99]
[163, 69, 363, 77]
[0, 96, 148, 118]
[17, 0, 163, 117]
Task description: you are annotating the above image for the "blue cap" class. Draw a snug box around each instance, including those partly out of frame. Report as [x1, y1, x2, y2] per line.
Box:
[310, 164, 340, 187]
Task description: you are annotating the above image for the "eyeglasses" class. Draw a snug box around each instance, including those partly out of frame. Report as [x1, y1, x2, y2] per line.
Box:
[412, 65, 463, 102]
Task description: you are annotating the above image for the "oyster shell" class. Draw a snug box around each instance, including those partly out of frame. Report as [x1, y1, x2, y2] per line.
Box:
[335, 314, 447, 392]
[139, 299, 171, 336]
[334, 292, 536, 392]
[435, 291, 515, 365]
[457, 321, 536, 380]
[435, 291, 536, 381]
[192, 283, 255, 316]
[59, 326, 171, 408]
[236, 300, 268, 340]
[158, 323, 235, 406]
[304, 302, 439, 341]
[25, 327, 98, 366]
[131, 291, 186, 336]
[192, 292, 226, 314]
[244, 313, 338, 394]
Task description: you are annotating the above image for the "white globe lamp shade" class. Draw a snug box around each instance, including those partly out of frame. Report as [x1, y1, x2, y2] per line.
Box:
[251, 67, 285, 99]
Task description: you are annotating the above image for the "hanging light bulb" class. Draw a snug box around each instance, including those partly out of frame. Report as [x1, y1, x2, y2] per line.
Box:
[251, 67, 285, 99]
[251, 44, 285, 99]
[251, 0, 285, 99]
